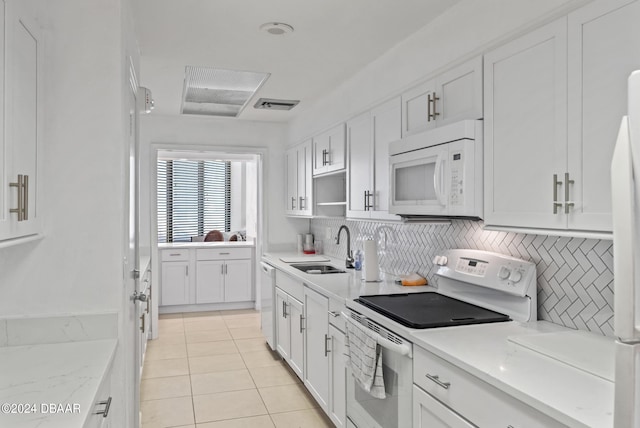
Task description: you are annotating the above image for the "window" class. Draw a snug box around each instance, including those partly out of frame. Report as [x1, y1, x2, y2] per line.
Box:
[157, 159, 231, 243]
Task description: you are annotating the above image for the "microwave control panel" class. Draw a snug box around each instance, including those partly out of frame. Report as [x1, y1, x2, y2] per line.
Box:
[450, 150, 463, 206]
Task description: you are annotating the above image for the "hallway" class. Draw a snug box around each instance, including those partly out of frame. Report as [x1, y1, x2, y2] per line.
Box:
[141, 309, 334, 427]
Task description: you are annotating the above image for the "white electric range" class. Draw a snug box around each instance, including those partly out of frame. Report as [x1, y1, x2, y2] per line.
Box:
[344, 249, 537, 428]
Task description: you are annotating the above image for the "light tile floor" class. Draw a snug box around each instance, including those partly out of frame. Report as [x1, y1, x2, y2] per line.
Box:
[141, 309, 335, 428]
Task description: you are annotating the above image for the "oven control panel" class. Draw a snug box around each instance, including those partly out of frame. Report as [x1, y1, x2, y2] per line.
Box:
[455, 258, 487, 276]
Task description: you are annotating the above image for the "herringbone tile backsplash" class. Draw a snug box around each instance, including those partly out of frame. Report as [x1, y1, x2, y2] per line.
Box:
[311, 218, 614, 336]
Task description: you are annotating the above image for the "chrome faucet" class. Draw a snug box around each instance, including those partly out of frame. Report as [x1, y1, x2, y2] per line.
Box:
[336, 225, 355, 269]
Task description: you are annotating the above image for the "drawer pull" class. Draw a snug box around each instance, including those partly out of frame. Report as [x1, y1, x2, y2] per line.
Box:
[94, 396, 112, 417]
[425, 373, 450, 389]
[219, 252, 230, 255]
[169, 253, 181, 256]
[328, 311, 340, 317]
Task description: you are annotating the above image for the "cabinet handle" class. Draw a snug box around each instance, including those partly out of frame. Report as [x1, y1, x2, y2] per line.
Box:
[427, 93, 432, 122]
[299, 315, 305, 333]
[9, 174, 24, 221]
[282, 301, 288, 318]
[219, 252, 230, 255]
[364, 190, 373, 211]
[431, 92, 440, 120]
[140, 314, 145, 333]
[553, 174, 563, 214]
[185, 266, 188, 276]
[94, 397, 112, 418]
[291, 196, 296, 209]
[564, 172, 574, 214]
[146, 293, 150, 314]
[425, 373, 450, 389]
[23, 175, 28, 220]
[299, 196, 305, 210]
[324, 334, 331, 357]
[169, 253, 181, 256]
[328, 311, 340, 317]
[322, 149, 328, 166]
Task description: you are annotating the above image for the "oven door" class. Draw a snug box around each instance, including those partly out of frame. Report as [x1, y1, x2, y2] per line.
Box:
[389, 145, 448, 216]
[346, 316, 413, 428]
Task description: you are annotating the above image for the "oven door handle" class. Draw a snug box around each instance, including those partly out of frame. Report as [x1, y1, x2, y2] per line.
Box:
[342, 312, 412, 358]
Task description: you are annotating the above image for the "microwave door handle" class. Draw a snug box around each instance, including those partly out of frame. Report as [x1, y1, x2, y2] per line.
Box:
[433, 153, 446, 206]
[612, 116, 638, 341]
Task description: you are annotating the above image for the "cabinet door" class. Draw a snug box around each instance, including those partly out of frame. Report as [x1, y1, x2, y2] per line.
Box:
[285, 147, 298, 213]
[413, 385, 475, 428]
[567, 0, 640, 232]
[327, 123, 346, 173]
[346, 111, 372, 218]
[328, 324, 347, 428]
[313, 132, 330, 175]
[435, 56, 483, 126]
[402, 79, 437, 137]
[224, 259, 252, 302]
[275, 288, 291, 360]
[161, 262, 189, 306]
[195, 260, 224, 304]
[298, 140, 313, 216]
[289, 296, 304, 379]
[303, 287, 329, 411]
[1, 0, 42, 241]
[484, 18, 568, 229]
[371, 97, 402, 220]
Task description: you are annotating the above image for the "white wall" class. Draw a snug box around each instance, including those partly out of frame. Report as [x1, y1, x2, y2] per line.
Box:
[287, 0, 589, 143]
[139, 114, 309, 250]
[230, 161, 246, 232]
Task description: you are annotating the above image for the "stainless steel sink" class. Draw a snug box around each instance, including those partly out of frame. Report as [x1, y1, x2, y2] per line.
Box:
[291, 264, 346, 274]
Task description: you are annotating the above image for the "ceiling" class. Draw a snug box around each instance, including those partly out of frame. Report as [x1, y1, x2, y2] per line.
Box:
[132, 0, 459, 122]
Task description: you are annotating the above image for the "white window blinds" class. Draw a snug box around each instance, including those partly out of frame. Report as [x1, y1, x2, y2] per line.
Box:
[157, 159, 231, 243]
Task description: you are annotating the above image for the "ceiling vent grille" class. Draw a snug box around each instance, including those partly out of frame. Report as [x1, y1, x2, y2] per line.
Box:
[253, 98, 300, 111]
[181, 66, 270, 117]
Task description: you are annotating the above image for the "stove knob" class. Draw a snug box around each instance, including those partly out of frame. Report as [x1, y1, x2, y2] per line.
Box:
[509, 270, 522, 283]
[498, 266, 511, 280]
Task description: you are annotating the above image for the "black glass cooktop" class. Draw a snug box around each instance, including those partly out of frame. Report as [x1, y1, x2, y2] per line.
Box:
[355, 292, 510, 329]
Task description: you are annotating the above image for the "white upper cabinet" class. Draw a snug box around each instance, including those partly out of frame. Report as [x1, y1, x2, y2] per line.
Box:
[566, 0, 640, 232]
[402, 56, 483, 137]
[0, 0, 43, 243]
[484, 18, 569, 230]
[485, 0, 640, 233]
[347, 97, 401, 220]
[285, 140, 313, 217]
[313, 123, 346, 176]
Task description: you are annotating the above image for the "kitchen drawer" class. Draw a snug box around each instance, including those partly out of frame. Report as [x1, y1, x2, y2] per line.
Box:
[328, 297, 346, 333]
[161, 249, 190, 261]
[413, 346, 566, 428]
[197, 247, 252, 261]
[275, 269, 304, 301]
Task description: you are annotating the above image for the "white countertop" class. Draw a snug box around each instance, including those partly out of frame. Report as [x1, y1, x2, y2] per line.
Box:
[159, 241, 255, 249]
[264, 251, 615, 428]
[0, 339, 118, 428]
[262, 252, 432, 302]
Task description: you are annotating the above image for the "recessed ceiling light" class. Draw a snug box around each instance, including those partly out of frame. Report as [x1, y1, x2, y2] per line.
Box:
[259, 22, 294, 36]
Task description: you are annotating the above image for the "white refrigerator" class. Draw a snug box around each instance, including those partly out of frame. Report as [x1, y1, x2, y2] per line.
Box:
[612, 70, 640, 428]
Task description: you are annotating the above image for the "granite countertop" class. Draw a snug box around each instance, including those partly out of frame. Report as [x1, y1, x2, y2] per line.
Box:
[0, 339, 118, 428]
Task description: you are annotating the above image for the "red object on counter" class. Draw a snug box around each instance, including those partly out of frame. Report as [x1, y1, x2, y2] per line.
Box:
[303, 249, 316, 254]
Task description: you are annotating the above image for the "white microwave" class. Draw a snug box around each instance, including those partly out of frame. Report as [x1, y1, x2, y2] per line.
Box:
[389, 120, 483, 218]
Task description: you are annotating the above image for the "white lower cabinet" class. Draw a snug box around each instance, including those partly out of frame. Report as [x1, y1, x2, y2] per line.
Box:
[275, 286, 305, 378]
[413, 346, 565, 428]
[84, 361, 113, 428]
[303, 286, 330, 411]
[328, 324, 347, 428]
[160, 260, 190, 306]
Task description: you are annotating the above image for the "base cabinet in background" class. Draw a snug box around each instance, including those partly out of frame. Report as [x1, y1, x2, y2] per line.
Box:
[328, 324, 347, 428]
[413, 385, 474, 428]
[303, 286, 330, 412]
[275, 286, 304, 378]
[160, 260, 189, 306]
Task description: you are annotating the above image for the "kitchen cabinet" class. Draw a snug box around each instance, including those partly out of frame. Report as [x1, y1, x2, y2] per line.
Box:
[313, 123, 346, 176]
[347, 97, 401, 220]
[401, 56, 482, 137]
[196, 248, 252, 304]
[303, 286, 330, 411]
[285, 140, 313, 216]
[412, 345, 564, 428]
[275, 286, 304, 378]
[328, 323, 347, 428]
[566, 0, 640, 231]
[485, 0, 640, 233]
[0, 0, 44, 244]
[484, 18, 568, 230]
[85, 360, 114, 428]
[160, 250, 190, 306]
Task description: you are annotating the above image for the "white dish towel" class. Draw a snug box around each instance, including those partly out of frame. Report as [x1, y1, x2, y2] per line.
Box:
[345, 316, 386, 399]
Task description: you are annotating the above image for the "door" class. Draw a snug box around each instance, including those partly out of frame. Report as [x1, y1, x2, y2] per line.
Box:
[313, 132, 331, 175]
[224, 259, 252, 302]
[329, 324, 347, 428]
[390, 145, 449, 215]
[347, 111, 372, 218]
[484, 18, 568, 229]
[289, 296, 304, 378]
[371, 97, 402, 220]
[402, 79, 437, 136]
[435, 56, 483, 127]
[195, 260, 224, 304]
[2, 0, 42, 240]
[413, 385, 475, 428]
[303, 287, 329, 411]
[275, 287, 291, 360]
[567, 0, 640, 231]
